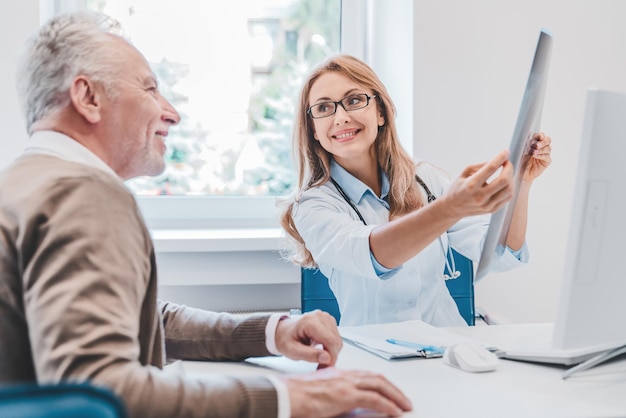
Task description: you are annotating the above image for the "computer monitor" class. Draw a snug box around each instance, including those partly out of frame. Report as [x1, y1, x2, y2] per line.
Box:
[552, 88, 626, 351]
[475, 29, 554, 281]
[494, 89, 626, 372]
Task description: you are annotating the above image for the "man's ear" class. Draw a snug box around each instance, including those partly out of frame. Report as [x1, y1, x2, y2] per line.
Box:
[69, 76, 102, 124]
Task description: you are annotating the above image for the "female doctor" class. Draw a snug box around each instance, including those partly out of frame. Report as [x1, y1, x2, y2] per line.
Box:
[280, 55, 552, 327]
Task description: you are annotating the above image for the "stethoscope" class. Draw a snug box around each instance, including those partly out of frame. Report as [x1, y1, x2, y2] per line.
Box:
[329, 174, 461, 280]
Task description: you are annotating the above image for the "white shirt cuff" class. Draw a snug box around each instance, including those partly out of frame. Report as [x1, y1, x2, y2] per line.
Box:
[265, 374, 291, 418]
[265, 312, 287, 355]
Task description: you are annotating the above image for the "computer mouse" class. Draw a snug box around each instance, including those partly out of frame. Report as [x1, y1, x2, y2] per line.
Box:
[443, 342, 499, 373]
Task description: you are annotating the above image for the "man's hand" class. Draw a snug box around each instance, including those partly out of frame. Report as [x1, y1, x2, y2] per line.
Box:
[275, 310, 342, 368]
[284, 367, 412, 418]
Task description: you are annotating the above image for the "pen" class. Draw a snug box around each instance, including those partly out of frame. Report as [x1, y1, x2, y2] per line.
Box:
[387, 338, 504, 358]
[385, 338, 446, 356]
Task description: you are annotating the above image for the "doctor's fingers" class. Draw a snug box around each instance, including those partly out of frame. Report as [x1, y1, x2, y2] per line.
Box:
[481, 163, 514, 204]
[461, 149, 511, 186]
[532, 132, 551, 146]
[482, 184, 515, 213]
[531, 133, 553, 158]
[486, 159, 514, 188]
[465, 159, 513, 199]
[532, 143, 552, 161]
[461, 164, 513, 214]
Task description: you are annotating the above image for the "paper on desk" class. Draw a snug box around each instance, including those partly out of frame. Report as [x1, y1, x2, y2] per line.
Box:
[245, 356, 319, 374]
[339, 319, 481, 360]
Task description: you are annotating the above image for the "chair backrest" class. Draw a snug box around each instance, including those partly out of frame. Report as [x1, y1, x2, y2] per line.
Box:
[444, 248, 475, 325]
[301, 248, 475, 326]
[0, 382, 127, 418]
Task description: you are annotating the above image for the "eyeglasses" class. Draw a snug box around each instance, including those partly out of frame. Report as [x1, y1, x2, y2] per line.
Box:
[307, 93, 377, 119]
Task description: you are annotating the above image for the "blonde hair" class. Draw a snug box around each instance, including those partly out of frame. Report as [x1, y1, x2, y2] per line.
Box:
[279, 54, 424, 267]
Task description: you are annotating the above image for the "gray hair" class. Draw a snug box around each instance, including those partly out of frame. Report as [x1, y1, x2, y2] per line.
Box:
[16, 11, 126, 134]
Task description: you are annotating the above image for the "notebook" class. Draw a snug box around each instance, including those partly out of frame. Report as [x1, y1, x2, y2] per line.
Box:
[492, 88, 626, 366]
[338, 320, 485, 360]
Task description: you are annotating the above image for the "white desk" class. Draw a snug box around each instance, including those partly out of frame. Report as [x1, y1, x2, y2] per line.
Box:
[182, 324, 626, 418]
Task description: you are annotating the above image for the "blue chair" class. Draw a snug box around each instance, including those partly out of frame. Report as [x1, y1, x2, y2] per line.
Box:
[0, 382, 127, 418]
[301, 248, 475, 326]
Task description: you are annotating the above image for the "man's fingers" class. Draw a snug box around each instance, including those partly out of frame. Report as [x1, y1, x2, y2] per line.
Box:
[352, 373, 413, 413]
[295, 311, 342, 365]
[286, 369, 412, 417]
[304, 311, 343, 359]
[345, 373, 412, 417]
[286, 342, 332, 366]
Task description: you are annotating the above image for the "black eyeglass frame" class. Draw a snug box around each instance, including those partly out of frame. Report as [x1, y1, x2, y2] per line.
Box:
[307, 93, 377, 119]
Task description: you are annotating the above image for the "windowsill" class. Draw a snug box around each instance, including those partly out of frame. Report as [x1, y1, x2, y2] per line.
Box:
[150, 227, 286, 253]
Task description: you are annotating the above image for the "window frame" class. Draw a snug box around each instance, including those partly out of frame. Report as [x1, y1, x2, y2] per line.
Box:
[134, 0, 368, 231]
[44, 0, 365, 231]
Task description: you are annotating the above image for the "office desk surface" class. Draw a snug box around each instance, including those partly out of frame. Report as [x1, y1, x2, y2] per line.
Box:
[182, 324, 626, 418]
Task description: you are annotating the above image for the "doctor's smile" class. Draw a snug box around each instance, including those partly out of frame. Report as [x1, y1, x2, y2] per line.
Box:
[333, 129, 360, 140]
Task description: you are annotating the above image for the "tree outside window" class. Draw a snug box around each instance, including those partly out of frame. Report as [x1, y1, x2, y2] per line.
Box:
[79, 0, 341, 196]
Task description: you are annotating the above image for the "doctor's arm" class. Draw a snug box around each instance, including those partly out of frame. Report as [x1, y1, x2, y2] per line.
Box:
[506, 132, 552, 250]
[370, 150, 513, 269]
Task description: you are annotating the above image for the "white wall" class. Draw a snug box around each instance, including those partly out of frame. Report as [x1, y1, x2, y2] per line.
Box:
[413, 0, 626, 323]
[0, 2, 38, 168]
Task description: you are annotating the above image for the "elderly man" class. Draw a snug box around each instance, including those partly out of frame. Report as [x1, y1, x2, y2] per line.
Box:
[0, 11, 411, 418]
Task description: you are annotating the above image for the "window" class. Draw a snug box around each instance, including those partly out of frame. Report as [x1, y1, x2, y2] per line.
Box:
[47, 0, 363, 230]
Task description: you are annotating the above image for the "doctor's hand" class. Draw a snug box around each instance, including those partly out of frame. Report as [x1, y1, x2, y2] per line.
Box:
[275, 310, 342, 368]
[284, 367, 413, 418]
[522, 132, 552, 183]
[442, 149, 515, 218]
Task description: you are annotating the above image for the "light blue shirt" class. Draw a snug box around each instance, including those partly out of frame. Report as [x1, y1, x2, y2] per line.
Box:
[292, 160, 528, 327]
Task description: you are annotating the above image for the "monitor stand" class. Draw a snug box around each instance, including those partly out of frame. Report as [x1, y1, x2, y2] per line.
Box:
[562, 344, 626, 380]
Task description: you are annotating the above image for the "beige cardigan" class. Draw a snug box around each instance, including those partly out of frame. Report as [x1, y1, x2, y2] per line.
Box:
[0, 154, 279, 417]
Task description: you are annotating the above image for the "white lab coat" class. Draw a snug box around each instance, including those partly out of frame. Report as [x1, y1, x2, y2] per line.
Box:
[292, 160, 527, 327]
